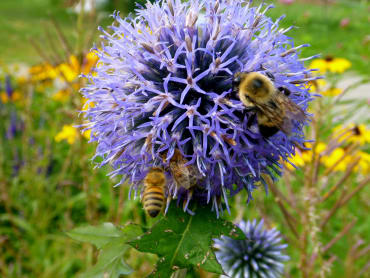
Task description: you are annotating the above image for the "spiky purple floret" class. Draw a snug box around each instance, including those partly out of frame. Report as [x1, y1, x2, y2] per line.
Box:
[81, 0, 316, 214]
[214, 219, 290, 278]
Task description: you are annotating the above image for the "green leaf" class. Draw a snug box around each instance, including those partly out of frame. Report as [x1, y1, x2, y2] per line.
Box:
[69, 223, 144, 278]
[129, 203, 244, 277]
[67, 222, 123, 248]
[119, 223, 144, 242]
[80, 242, 133, 278]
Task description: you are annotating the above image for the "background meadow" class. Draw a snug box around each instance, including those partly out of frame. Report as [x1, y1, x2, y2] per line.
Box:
[0, 0, 369, 277]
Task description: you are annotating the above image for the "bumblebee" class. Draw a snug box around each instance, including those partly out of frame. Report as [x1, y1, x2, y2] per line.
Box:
[142, 167, 166, 218]
[232, 72, 306, 137]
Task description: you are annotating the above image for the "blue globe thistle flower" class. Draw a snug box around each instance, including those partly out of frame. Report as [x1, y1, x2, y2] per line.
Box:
[214, 219, 290, 278]
[81, 0, 317, 215]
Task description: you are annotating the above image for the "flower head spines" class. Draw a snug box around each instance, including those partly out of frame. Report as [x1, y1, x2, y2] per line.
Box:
[82, 0, 315, 214]
[215, 219, 289, 278]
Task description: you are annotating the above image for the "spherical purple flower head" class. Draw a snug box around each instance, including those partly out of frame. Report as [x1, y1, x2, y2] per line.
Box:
[81, 0, 317, 215]
[214, 219, 289, 278]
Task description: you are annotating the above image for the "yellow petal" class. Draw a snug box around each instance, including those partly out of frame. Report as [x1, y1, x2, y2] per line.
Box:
[55, 125, 78, 144]
[309, 59, 328, 73]
[83, 129, 92, 140]
[322, 88, 342, 96]
[327, 58, 351, 73]
[52, 89, 70, 102]
[1, 92, 9, 103]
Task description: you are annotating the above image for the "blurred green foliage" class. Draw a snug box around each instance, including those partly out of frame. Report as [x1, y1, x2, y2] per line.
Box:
[0, 0, 369, 75]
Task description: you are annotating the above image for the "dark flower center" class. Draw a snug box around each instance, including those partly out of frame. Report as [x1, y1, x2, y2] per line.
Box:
[325, 55, 334, 62]
[353, 125, 361, 135]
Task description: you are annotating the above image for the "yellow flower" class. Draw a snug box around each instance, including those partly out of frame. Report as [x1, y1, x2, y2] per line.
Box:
[322, 88, 342, 96]
[69, 55, 80, 72]
[333, 124, 370, 146]
[55, 124, 92, 144]
[309, 59, 328, 74]
[55, 125, 79, 144]
[311, 79, 327, 92]
[354, 151, 370, 175]
[309, 57, 351, 74]
[286, 152, 306, 171]
[0, 92, 8, 103]
[29, 63, 58, 82]
[285, 142, 327, 170]
[82, 129, 92, 140]
[0, 91, 21, 103]
[52, 89, 71, 102]
[57, 62, 78, 83]
[348, 125, 370, 145]
[321, 148, 350, 172]
[82, 52, 98, 75]
[327, 57, 351, 73]
[81, 97, 95, 111]
[55, 53, 98, 83]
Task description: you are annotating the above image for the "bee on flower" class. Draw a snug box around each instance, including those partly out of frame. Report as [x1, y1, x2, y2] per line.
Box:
[81, 0, 318, 215]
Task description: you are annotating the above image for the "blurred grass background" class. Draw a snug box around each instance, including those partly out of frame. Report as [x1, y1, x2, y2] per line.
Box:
[0, 0, 369, 74]
[0, 0, 369, 277]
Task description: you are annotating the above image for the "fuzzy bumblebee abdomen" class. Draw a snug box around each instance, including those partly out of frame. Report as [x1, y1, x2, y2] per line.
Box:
[143, 186, 165, 218]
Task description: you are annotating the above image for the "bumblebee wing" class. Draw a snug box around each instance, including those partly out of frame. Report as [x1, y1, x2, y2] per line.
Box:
[277, 96, 307, 135]
[256, 100, 285, 128]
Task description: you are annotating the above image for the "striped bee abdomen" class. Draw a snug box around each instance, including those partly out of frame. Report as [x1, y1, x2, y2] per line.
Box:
[142, 167, 166, 218]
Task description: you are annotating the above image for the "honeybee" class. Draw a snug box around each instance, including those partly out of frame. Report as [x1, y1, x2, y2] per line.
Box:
[142, 167, 166, 218]
[163, 149, 203, 208]
[167, 149, 201, 190]
[232, 72, 306, 138]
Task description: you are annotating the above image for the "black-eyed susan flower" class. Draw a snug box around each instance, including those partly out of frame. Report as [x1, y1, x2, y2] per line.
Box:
[321, 147, 352, 172]
[333, 124, 370, 146]
[355, 151, 370, 175]
[285, 142, 326, 171]
[309, 56, 351, 74]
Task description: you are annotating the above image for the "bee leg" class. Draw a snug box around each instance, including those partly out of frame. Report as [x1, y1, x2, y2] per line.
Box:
[244, 106, 257, 112]
[164, 195, 172, 215]
[247, 112, 257, 128]
[182, 188, 193, 212]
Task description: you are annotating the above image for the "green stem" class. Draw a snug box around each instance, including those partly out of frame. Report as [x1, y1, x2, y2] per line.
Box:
[76, 0, 86, 59]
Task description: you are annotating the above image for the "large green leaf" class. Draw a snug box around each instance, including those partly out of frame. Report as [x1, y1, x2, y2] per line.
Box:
[67, 222, 123, 248]
[80, 242, 133, 278]
[68, 223, 143, 278]
[129, 204, 244, 277]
